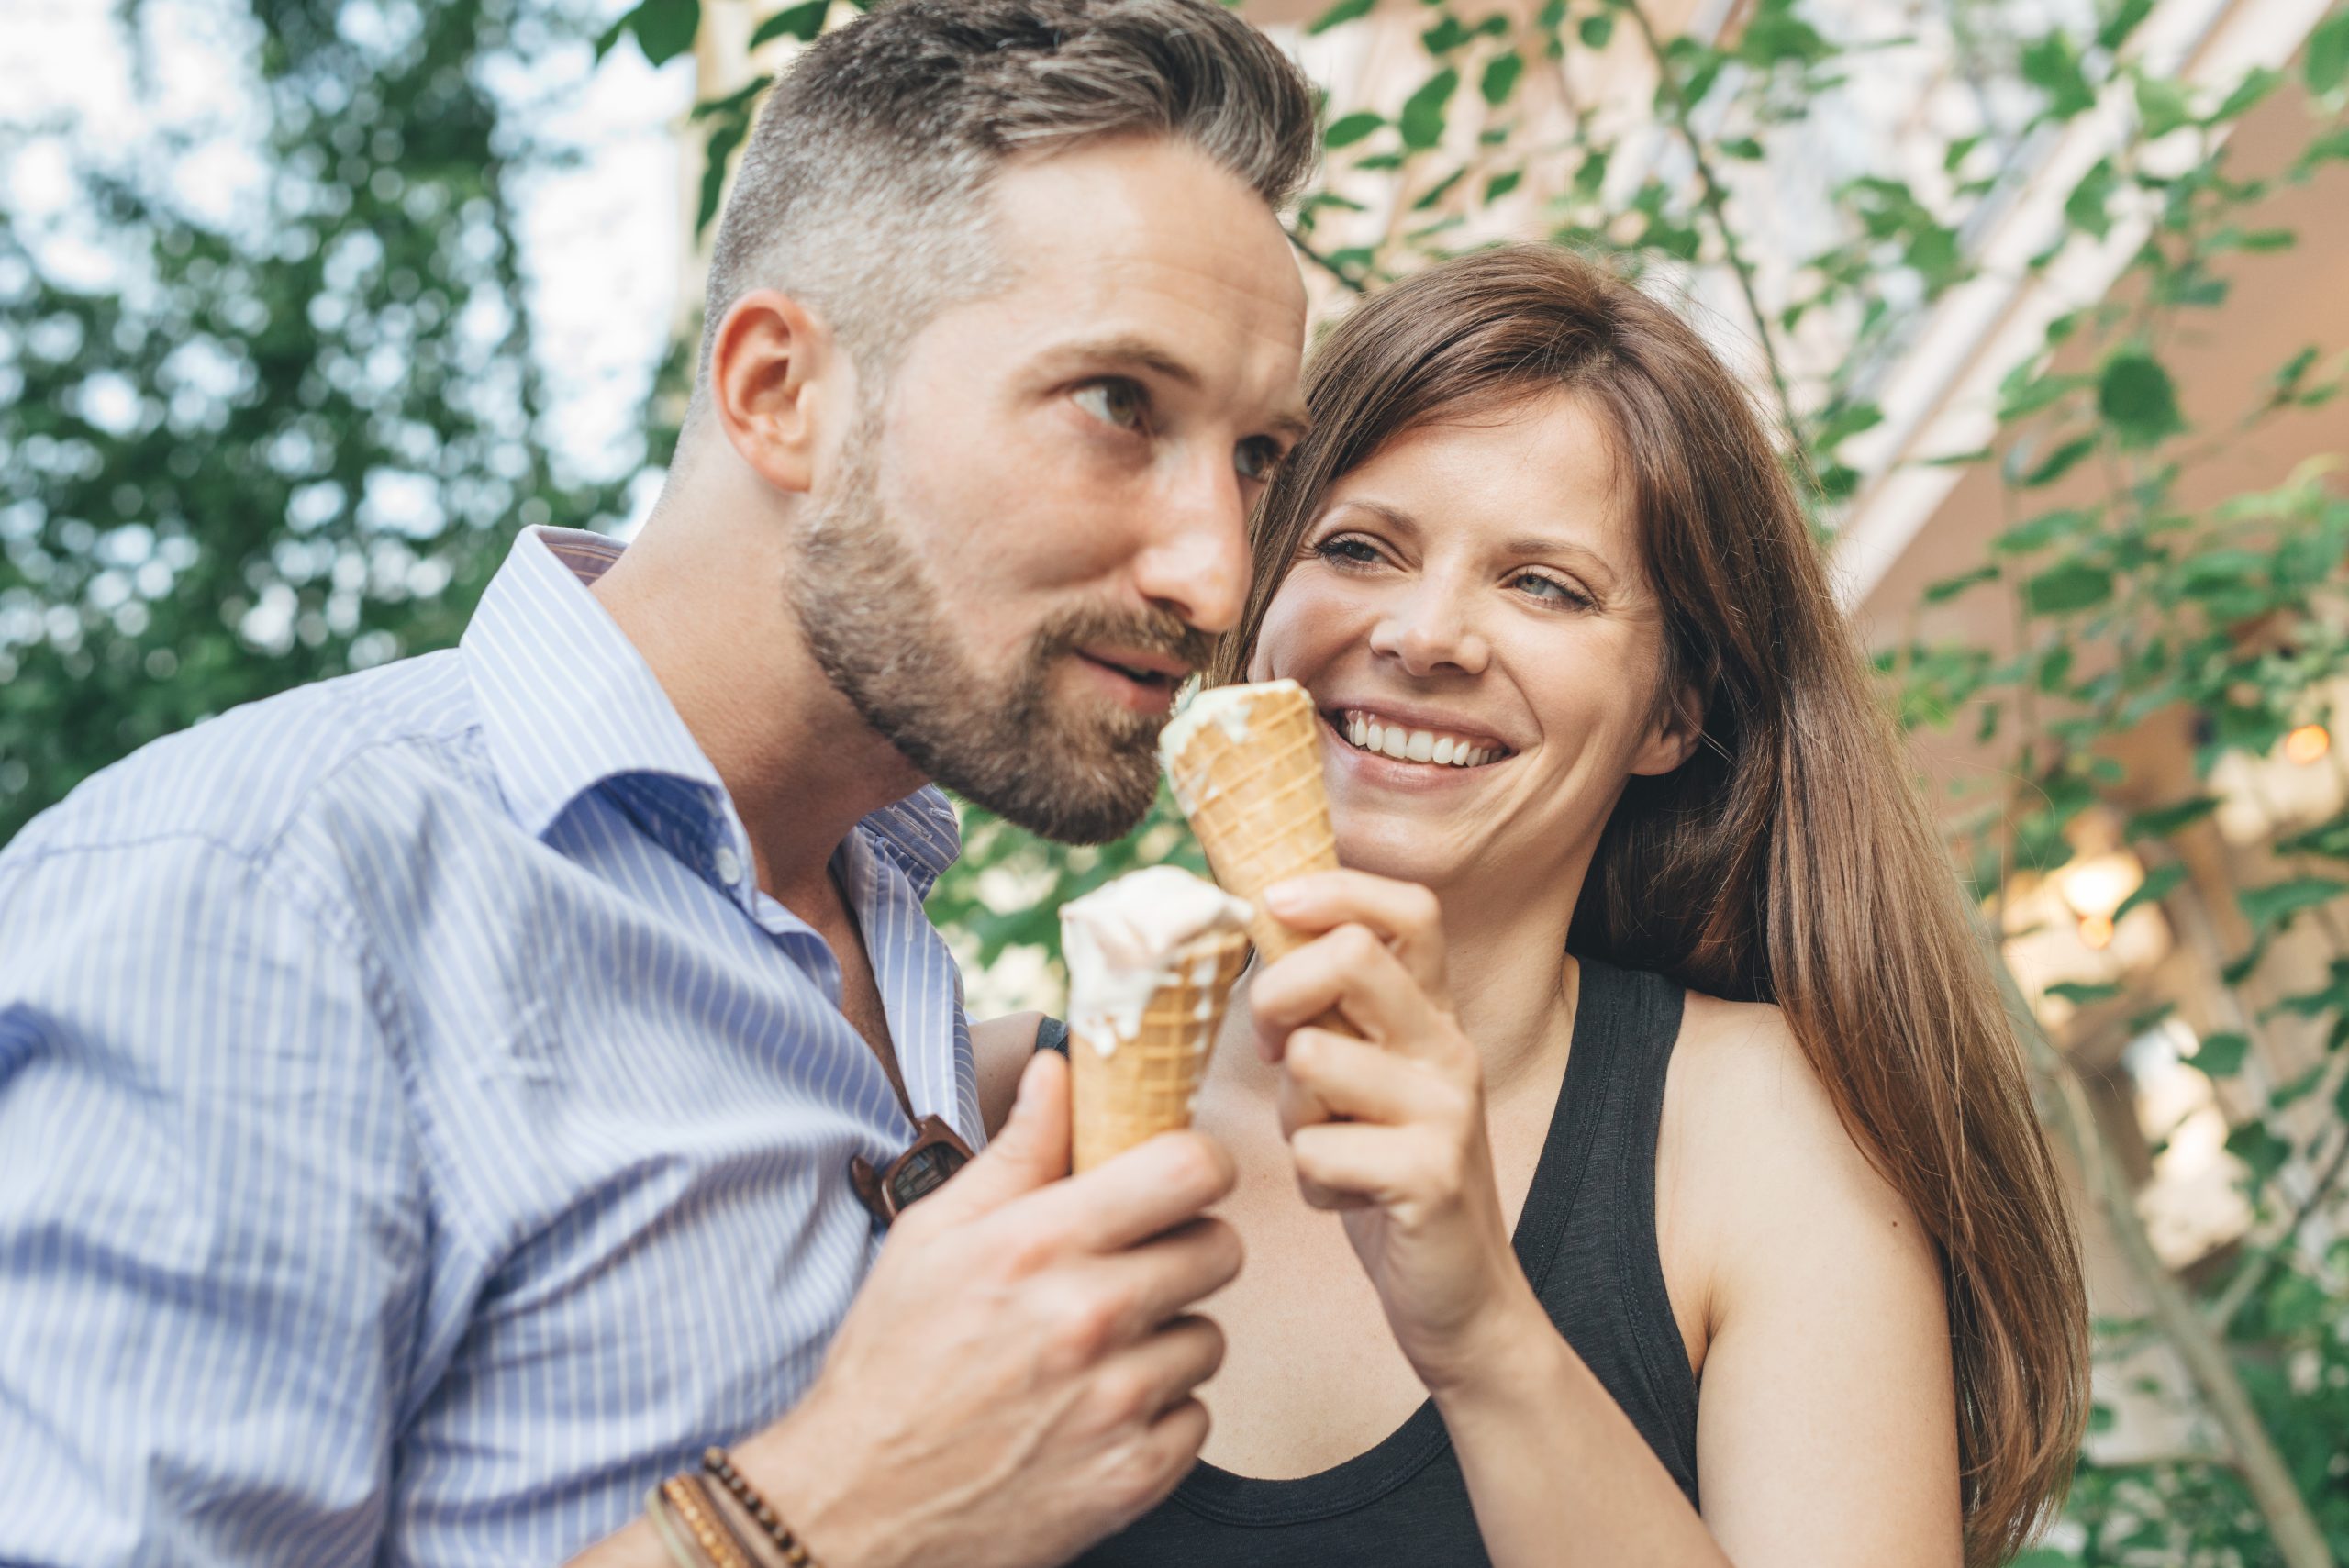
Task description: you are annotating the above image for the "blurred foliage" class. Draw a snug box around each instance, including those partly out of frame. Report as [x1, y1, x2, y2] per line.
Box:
[0, 0, 632, 841]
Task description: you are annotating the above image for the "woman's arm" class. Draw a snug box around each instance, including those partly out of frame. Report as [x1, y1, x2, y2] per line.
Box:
[1258, 873, 1962, 1568]
[971, 1011, 1046, 1139]
[1433, 1002, 1960, 1567]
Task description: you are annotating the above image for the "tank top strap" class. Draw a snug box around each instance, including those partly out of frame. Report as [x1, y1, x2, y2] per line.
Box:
[1516, 953, 1700, 1503]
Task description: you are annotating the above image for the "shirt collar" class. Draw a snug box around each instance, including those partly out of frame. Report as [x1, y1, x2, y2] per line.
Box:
[461, 527, 962, 889]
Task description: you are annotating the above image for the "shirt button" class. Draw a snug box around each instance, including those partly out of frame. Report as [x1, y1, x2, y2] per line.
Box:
[713, 846, 744, 887]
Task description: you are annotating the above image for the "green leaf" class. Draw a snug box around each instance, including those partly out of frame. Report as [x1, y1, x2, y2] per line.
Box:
[2134, 72, 2194, 139]
[1483, 169, 1523, 201]
[1324, 110, 1384, 149]
[1578, 12, 1615, 48]
[2024, 562, 2112, 615]
[2015, 434, 2097, 487]
[1481, 50, 1525, 106]
[749, 0, 830, 46]
[690, 73, 773, 121]
[2267, 1062, 2325, 1110]
[1923, 564, 1999, 604]
[2239, 876, 2348, 933]
[2308, 5, 2349, 95]
[2127, 795, 2220, 840]
[1994, 507, 2096, 555]
[1309, 0, 1377, 34]
[2098, 0, 2154, 51]
[2210, 65, 2281, 124]
[1420, 14, 1471, 51]
[1720, 136, 1765, 160]
[2222, 932, 2271, 986]
[2021, 31, 2094, 119]
[2045, 981, 2122, 1006]
[1399, 68, 1459, 150]
[2113, 862, 2184, 921]
[2099, 350, 2186, 448]
[1353, 152, 1406, 171]
[618, 0, 702, 65]
[2226, 1121, 2292, 1185]
[1412, 166, 1466, 210]
[696, 117, 749, 239]
[2064, 160, 2114, 240]
[2191, 1031, 2250, 1076]
[1998, 365, 2091, 420]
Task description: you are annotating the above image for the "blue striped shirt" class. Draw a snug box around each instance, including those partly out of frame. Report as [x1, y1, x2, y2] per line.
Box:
[0, 527, 976, 1566]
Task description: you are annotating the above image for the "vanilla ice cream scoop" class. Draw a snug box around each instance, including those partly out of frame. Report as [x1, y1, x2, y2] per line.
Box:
[1158, 679, 1310, 817]
[1061, 866, 1253, 1051]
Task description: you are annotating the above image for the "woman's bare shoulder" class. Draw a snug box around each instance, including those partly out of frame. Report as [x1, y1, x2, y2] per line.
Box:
[1664, 990, 1939, 1303]
[971, 1010, 1047, 1140]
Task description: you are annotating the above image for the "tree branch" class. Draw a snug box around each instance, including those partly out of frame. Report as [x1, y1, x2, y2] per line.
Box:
[1992, 955, 2339, 1568]
[2211, 1119, 2349, 1329]
[1286, 225, 1369, 295]
[1623, 1, 1802, 442]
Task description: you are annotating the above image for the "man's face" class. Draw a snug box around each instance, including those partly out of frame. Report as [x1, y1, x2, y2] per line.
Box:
[790, 136, 1308, 844]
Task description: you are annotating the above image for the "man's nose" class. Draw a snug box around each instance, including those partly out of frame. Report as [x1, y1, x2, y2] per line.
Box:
[1369, 587, 1490, 677]
[1129, 457, 1252, 635]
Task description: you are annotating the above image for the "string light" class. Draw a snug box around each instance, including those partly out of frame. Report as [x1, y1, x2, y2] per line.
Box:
[2283, 723, 2331, 766]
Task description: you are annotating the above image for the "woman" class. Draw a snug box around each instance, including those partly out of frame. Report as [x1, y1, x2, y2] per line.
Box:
[974, 245, 2087, 1567]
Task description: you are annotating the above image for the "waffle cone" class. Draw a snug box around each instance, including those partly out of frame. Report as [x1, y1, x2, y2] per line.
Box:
[1069, 927, 1251, 1173]
[1163, 683, 1339, 963]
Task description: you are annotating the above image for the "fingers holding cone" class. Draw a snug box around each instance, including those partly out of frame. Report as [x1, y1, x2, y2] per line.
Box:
[1159, 680, 1360, 1206]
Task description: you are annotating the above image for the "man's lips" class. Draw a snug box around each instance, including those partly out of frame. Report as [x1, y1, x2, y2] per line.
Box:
[1071, 650, 1186, 712]
[1076, 646, 1193, 684]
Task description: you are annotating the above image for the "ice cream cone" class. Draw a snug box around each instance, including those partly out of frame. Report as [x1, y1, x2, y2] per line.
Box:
[1068, 925, 1250, 1173]
[1159, 680, 1339, 964]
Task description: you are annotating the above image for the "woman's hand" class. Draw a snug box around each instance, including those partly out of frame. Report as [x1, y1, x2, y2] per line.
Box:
[1250, 870, 1546, 1398]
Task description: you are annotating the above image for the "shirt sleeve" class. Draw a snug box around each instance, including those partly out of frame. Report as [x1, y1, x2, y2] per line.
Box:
[0, 835, 427, 1568]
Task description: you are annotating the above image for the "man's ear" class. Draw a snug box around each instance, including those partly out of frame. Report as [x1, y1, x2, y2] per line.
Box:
[1630, 680, 1706, 777]
[707, 288, 842, 496]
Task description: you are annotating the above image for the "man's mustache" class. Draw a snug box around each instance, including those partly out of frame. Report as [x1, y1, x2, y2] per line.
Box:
[1036, 605, 1219, 682]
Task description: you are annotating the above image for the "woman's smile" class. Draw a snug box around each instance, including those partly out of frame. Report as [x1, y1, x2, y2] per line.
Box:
[1325, 706, 1516, 768]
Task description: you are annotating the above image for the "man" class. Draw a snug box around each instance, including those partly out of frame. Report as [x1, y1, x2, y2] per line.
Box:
[0, 1, 1315, 1562]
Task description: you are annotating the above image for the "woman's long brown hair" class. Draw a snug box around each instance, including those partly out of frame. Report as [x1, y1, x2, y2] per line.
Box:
[1212, 245, 2088, 1565]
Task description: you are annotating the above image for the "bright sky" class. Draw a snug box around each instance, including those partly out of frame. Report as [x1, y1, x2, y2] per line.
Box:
[1, 0, 690, 528]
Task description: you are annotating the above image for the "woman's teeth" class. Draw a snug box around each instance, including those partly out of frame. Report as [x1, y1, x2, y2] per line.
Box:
[1339, 710, 1504, 768]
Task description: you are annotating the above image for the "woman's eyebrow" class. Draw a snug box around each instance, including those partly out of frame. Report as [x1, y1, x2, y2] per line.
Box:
[1503, 533, 1620, 591]
[1330, 498, 1420, 535]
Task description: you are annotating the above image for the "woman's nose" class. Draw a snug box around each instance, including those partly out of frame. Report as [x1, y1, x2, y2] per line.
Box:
[1368, 591, 1489, 677]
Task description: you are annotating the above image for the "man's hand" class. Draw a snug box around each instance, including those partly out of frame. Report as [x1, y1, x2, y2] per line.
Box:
[736, 1049, 1241, 1568]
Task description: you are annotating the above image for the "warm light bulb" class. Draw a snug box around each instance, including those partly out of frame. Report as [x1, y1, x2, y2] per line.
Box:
[2078, 913, 2115, 950]
[2057, 852, 2143, 922]
[2284, 724, 2332, 766]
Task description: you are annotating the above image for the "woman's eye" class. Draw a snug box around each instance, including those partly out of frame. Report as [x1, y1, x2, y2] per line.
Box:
[1514, 572, 1593, 609]
[1235, 437, 1284, 482]
[1311, 536, 1382, 566]
[1073, 379, 1148, 433]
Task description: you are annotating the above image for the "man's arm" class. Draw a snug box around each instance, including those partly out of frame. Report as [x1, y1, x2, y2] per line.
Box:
[0, 837, 425, 1567]
[567, 1047, 1242, 1568]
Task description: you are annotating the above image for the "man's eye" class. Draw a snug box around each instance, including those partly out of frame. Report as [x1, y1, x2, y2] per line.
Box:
[1073, 380, 1148, 432]
[1235, 438, 1284, 482]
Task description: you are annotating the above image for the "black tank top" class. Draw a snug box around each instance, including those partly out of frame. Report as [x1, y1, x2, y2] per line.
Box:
[1034, 954, 1699, 1565]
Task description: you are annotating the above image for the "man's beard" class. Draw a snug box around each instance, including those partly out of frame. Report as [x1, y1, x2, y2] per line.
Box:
[788, 418, 1214, 845]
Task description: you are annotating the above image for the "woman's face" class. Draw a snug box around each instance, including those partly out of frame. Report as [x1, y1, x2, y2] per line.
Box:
[1247, 390, 1696, 898]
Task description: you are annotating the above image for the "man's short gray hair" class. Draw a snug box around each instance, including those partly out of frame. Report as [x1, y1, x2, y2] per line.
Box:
[695, 0, 1319, 400]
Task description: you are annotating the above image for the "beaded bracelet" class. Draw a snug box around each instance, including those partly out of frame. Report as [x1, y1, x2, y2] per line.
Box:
[652, 1473, 756, 1568]
[644, 1483, 707, 1568]
[703, 1447, 821, 1567]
